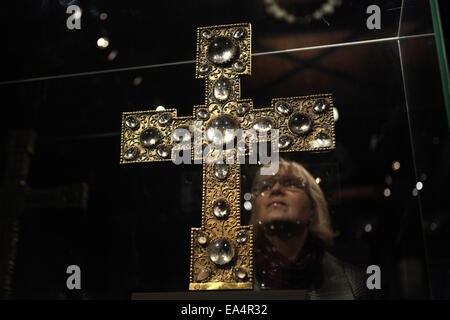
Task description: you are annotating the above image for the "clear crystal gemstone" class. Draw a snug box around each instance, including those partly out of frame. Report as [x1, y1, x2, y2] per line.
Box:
[208, 238, 235, 266]
[289, 113, 312, 135]
[197, 108, 210, 120]
[206, 114, 239, 145]
[172, 126, 191, 143]
[234, 28, 245, 39]
[213, 78, 232, 102]
[140, 128, 160, 148]
[275, 101, 292, 115]
[196, 268, 210, 282]
[214, 164, 228, 180]
[236, 231, 248, 244]
[157, 145, 170, 158]
[314, 99, 328, 113]
[233, 61, 244, 72]
[199, 64, 210, 74]
[197, 231, 208, 245]
[201, 30, 212, 40]
[278, 135, 292, 149]
[236, 104, 249, 116]
[213, 199, 229, 219]
[314, 132, 333, 147]
[235, 268, 248, 281]
[158, 113, 172, 126]
[207, 37, 238, 65]
[124, 147, 139, 161]
[125, 116, 139, 130]
[253, 118, 273, 132]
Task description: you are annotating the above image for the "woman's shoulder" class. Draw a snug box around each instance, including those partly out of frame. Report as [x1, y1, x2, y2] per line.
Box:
[320, 252, 374, 300]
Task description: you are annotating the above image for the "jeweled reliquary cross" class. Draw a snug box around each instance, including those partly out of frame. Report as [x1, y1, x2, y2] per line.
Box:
[120, 23, 336, 290]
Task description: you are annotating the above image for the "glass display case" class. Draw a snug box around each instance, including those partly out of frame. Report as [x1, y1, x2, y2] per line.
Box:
[0, 0, 448, 300]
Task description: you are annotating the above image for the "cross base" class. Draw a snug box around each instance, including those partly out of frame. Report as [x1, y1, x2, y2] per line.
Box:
[189, 282, 253, 291]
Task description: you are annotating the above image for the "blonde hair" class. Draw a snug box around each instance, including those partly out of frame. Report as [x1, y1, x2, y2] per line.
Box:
[251, 157, 339, 247]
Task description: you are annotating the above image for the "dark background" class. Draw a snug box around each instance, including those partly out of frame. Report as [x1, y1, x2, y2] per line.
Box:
[0, 0, 448, 299]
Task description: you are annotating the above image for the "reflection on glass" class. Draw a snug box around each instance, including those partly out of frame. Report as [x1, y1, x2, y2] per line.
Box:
[97, 37, 109, 48]
[250, 158, 371, 299]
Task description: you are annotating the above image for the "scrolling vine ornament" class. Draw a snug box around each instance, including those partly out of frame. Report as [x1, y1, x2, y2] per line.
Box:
[120, 23, 336, 290]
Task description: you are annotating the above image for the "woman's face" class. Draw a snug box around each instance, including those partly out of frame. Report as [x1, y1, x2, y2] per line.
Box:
[253, 168, 313, 225]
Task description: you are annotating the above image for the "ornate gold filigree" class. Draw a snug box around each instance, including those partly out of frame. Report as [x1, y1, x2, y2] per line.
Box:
[189, 162, 254, 288]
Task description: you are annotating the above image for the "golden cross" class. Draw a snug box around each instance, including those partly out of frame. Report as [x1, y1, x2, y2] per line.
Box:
[119, 23, 336, 291]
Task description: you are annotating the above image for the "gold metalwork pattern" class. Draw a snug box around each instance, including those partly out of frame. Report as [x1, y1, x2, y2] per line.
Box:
[196, 23, 251, 79]
[119, 22, 336, 291]
[189, 162, 253, 290]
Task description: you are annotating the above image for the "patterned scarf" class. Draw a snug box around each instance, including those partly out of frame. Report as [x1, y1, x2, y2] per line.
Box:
[255, 232, 324, 290]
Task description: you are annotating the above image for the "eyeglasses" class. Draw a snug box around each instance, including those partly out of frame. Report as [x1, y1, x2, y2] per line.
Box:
[252, 176, 307, 196]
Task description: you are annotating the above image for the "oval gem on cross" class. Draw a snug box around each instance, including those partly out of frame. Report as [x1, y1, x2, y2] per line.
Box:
[214, 164, 229, 180]
[213, 78, 232, 102]
[314, 99, 329, 113]
[197, 108, 210, 120]
[158, 113, 172, 126]
[236, 104, 249, 116]
[236, 231, 248, 244]
[278, 135, 293, 149]
[157, 145, 171, 158]
[213, 199, 229, 219]
[125, 116, 140, 130]
[124, 146, 140, 161]
[235, 268, 248, 281]
[234, 28, 245, 39]
[275, 101, 292, 115]
[253, 118, 273, 132]
[314, 132, 333, 147]
[196, 268, 210, 282]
